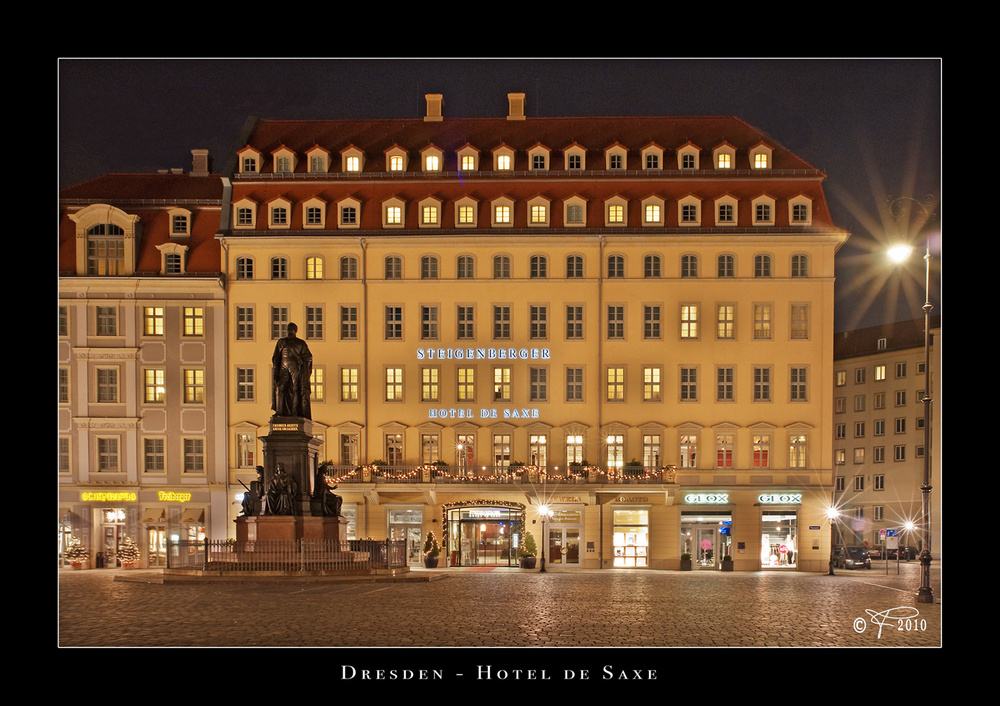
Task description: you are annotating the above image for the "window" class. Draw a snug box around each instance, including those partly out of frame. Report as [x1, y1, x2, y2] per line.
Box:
[644, 255, 661, 278]
[270, 307, 289, 339]
[753, 304, 772, 339]
[385, 204, 403, 225]
[182, 438, 205, 473]
[86, 224, 125, 275]
[566, 368, 584, 401]
[679, 434, 697, 468]
[566, 255, 584, 278]
[421, 204, 439, 226]
[716, 305, 735, 339]
[680, 305, 699, 339]
[271, 257, 288, 280]
[530, 255, 547, 279]
[790, 304, 809, 339]
[754, 255, 772, 278]
[421, 367, 440, 402]
[790, 367, 808, 401]
[235, 367, 254, 402]
[493, 305, 511, 340]
[680, 367, 698, 401]
[717, 255, 735, 278]
[644, 305, 661, 339]
[607, 305, 625, 339]
[716, 367, 734, 401]
[791, 254, 809, 277]
[457, 367, 476, 401]
[340, 256, 358, 280]
[643, 367, 662, 401]
[96, 306, 117, 336]
[421, 306, 439, 340]
[789, 435, 807, 469]
[385, 306, 403, 340]
[566, 203, 585, 225]
[493, 367, 511, 401]
[494, 204, 512, 225]
[421, 256, 439, 280]
[607, 203, 625, 224]
[144, 369, 166, 404]
[529, 367, 548, 402]
[306, 256, 324, 280]
[97, 437, 120, 472]
[643, 435, 662, 468]
[457, 255, 475, 279]
[854, 475, 865, 491]
[566, 306, 584, 339]
[716, 434, 734, 468]
[458, 204, 476, 226]
[753, 435, 770, 468]
[236, 256, 254, 280]
[340, 204, 358, 226]
[183, 307, 204, 336]
[385, 368, 404, 401]
[753, 366, 771, 401]
[305, 306, 323, 339]
[385, 434, 403, 464]
[144, 438, 165, 473]
[341, 367, 359, 401]
[385, 256, 402, 279]
[457, 306, 475, 340]
[183, 369, 205, 404]
[681, 255, 698, 278]
[607, 255, 625, 278]
[493, 255, 511, 279]
[606, 367, 625, 401]
[143, 307, 164, 336]
[717, 203, 735, 224]
[530, 305, 547, 339]
[236, 306, 254, 340]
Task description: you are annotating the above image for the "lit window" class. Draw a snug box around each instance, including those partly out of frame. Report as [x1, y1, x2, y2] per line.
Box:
[346, 156, 360, 172]
[717, 154, 731, 169]
[389, 155, 404, 171]
[755, 153, 768, 168]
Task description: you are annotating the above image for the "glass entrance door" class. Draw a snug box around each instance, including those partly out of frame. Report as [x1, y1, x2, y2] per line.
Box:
[546, 527, 581, 565]
[681, 512, 732, 569]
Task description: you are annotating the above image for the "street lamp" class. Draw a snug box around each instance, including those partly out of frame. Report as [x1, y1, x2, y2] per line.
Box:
[826, 507, 840, 576]
[887, 195, 936, 604]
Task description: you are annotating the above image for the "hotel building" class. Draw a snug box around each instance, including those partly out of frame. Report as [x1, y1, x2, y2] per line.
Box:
[58, 153, 228, 567]
[218, 93, 849, 571]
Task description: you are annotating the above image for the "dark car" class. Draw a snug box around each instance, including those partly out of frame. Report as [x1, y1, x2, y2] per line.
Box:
[888, 546, 919, 560]
[833, 546, 871, 569]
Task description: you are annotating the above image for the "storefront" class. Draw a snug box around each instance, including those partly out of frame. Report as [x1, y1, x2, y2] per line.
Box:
[544, 507, 583, 566]
[612, 506, 650, 567]
[681, 511, 733, 569]
[388, 508, 425, 566]
[760, 508, 799, 568]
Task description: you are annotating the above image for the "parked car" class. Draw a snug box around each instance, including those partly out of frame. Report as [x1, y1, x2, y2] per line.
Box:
[868, 545, 884, 559]
[833, 546, 871, 569]
[887, 546, 919, 560]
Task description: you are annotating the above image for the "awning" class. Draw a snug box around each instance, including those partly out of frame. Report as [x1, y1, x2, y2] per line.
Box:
[181, 507, 205, 524]
[142, 508, 166, 524]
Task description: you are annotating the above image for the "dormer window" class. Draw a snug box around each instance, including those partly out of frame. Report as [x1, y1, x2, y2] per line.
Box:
[302, 197, 327, 229]
[268, 198, 292, 229]
[419, 197, 442, 228]
[528, 144, 550, 171]
[455, 196, 479, 228]
[168, 208, 191, 236]
[605, 144, 627, 170]
[678, 196, 701, 225]
[233, 198, 258, 229]
[156, 242, 188, 274]
[383, 197, 406, 227]
[493, 145, 515, 171]
[238, 147, 262, 174]
[641, 197, 664, 226]
[752, 196, 776, 225]
[714, 143, 736, 170]
[528, 196, 550, 227]
[789, 195, 813, 226]
[457, 144, 479, 171]
[564, 196, 587, 227]
[750, 143, 773, 170]
[492, 196, 514, 227]
[715, 196, 738, 226]
[342, 145, 365, 173]
[605, 196, 628, 226]
[642, 144, 664, 171]
[677, 144, 700, 170]
[563, 144, 586, 170]
[422, 145, 444, 173]
[385, 146, 408, 172]
[272, 146, 297, 173]
[307, 146, 330, 173]
[337, 197, 361, 229]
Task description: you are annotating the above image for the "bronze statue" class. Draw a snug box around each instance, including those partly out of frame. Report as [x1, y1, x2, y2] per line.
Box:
[265, 463, 298, 516]
[271, 322, 313, 419]
[240, 466, 265, 516]
[313, 466, 343, 517]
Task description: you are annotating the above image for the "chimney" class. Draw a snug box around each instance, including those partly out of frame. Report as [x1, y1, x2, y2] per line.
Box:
[507, 92, 526, 121]
[191, 149, 211, 176]
[424, 94, 443, 122]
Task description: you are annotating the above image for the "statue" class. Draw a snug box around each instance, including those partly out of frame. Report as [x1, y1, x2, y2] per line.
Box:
[240, 466, 265, 517]
[313, 465, 343, 517]
[265, 463, 298, 516]
[271, 322, 313, 419]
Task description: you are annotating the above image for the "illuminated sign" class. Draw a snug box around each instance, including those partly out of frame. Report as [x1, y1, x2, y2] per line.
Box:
[757, 493, 802, 505]
[684, 493, 729, 504]
[81, 492, 136, 502]
[417, 347, 550, 361]
[158, 491, 192, 502]
[428, 407, 539, 419]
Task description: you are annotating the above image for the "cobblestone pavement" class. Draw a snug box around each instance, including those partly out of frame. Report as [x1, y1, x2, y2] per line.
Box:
[58, 561, 941, 649]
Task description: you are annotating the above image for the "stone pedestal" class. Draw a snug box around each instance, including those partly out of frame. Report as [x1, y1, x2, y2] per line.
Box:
[261, 416, 323, 516]
[235, 515, 347, 543]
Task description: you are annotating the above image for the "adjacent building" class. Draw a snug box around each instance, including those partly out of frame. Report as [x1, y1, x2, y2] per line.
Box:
[58, 152, 228, 568]
[217, 93, 849, 571]
[833, 317, 941, 556]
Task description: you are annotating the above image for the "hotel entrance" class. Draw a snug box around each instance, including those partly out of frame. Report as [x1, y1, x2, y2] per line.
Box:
[447, 505, 524, 567]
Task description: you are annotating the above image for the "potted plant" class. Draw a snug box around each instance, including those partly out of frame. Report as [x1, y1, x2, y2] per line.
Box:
[118, 536, 142, 569]
[680, 552, 693, 571]
[721, 554, 734, 571]
[423, 531, 440, 568]
[519, 530, 537, 569]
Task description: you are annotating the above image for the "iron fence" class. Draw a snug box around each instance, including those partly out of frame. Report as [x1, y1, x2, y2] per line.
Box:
[167, 538, 407, 572]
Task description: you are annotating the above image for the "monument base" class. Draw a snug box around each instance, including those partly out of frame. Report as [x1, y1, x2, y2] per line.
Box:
[236, 515, 346, 543]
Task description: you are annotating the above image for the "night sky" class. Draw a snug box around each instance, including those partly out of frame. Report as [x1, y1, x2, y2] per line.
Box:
[57, 58, 941, 331]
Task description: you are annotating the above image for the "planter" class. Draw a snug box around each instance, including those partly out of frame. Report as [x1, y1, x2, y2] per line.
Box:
[720, 560, 734, 571]
[519, 556, 537, 569]
[680, 558, 693, 571]
[423, 555, 439, 568]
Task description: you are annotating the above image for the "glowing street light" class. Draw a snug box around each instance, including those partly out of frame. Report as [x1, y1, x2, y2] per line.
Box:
[538, 504, 553, 572]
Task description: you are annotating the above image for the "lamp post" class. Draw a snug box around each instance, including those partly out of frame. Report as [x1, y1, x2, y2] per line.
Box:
[826, 507, 840, 576]
[887, 195, 936, 604]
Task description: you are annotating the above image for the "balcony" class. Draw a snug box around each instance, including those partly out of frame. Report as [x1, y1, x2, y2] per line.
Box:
[322, 464, 677, 486]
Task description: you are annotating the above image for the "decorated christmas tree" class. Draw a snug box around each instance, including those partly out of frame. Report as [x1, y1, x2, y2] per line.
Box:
[65, 539, 89, 566]
[118, 536, 141, 566]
